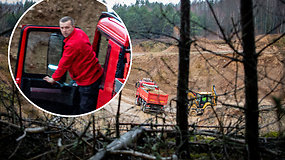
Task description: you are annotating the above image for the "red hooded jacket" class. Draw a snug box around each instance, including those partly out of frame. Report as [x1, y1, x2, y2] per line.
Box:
[52, 28, 103, 86]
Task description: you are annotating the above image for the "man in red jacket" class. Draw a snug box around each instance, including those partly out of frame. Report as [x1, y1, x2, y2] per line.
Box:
[44, 16, 103, 114]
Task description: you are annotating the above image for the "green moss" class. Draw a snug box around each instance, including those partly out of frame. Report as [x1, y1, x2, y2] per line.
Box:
[190, 153, 223, 160]
[189, 135, 215, 143]
[191, 153, 209, 159]
[262, 131, 279, 138]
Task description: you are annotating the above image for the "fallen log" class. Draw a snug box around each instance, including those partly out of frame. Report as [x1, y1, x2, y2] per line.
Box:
[109, 150, 178, 160]
[89, 126, 145, 160]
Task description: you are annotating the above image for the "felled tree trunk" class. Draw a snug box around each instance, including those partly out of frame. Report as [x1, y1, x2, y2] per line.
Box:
[89, 127, 145, 160]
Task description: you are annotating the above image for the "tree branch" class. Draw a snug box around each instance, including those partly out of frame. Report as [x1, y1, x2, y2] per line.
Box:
[257, 32, 285, 57]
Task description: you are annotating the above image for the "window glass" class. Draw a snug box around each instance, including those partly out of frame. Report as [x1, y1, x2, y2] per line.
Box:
[24, 31, 73, 84]
[47, 33, 64, 76]
[25, 31, 51, 74]
[97, 35, 109, 67]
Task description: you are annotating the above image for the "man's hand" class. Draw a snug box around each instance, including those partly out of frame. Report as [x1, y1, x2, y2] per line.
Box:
[43, 76, 55, 84]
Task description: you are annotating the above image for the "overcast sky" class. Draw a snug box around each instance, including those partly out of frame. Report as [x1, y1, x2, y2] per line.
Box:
[1, 0, 179, 6]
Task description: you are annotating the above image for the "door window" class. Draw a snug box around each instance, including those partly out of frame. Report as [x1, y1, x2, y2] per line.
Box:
[47, 33, 64, 76]
[25, 31, 51, 74]
[24, 31, 65, 76]
[97, 35, 109, 67]
[23, 31, 74, 83]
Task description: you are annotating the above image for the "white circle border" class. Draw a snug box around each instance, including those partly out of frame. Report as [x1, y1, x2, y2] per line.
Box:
[7, 0, 133, 118]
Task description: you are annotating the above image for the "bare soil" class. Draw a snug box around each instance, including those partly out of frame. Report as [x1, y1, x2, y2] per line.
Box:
[1, 0, 285, 134]
[104, 36, 285, 134]
[1, 39, 284, 135]
[3, 28, 285, 134]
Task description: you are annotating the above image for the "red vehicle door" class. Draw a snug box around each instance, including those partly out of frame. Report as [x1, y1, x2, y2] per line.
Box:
[93, 12, 131, 108]
[14, 25, 78, 115]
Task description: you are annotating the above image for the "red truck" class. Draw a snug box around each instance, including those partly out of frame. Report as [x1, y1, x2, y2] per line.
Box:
[135, 78, 168, 113]
[12, 12, 131, 115]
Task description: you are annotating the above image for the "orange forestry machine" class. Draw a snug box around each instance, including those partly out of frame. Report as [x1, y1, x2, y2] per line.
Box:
[135, 78, 168, 113]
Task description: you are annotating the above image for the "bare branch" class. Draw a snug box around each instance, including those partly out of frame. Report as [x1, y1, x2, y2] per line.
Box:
[160, 57, 177, 77]
[193, 42, 242, 63]
[130, 30, 180, 43]
[257, 32, 285, 57]
[159, 4, 178, 29]
[255, 21, 285, 43]
[205, 0, 243, 57]
[132, 67, 153, 80]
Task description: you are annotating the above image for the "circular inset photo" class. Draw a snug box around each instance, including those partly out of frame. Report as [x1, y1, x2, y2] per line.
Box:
[8, 0, 132, 117]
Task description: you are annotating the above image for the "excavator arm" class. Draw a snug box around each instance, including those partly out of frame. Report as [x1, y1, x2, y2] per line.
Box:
[211, 85, 217, 106]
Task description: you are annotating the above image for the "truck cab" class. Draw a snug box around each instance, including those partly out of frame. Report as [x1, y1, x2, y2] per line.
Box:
[13, 12, 131, 115]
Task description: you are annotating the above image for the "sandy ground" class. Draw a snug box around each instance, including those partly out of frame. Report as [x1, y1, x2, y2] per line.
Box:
[102, 38, 285, 133]
[2, 0, 285, 132]
[1, 33, 284, 133]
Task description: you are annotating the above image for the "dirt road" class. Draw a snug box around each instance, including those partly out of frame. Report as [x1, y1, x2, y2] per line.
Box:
[104, 40, 283, 132]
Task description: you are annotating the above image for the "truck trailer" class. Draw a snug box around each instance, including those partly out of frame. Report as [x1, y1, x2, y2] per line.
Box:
[135, 78, 168, 113]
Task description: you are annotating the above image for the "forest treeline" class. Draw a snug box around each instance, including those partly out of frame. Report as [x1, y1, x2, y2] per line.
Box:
[0, 0, 34, 36]
[114, 0, 285, 39]
[1, 0, 284, 39]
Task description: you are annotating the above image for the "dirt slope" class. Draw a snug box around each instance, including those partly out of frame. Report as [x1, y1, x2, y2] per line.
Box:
[107, 37, 285, 134]
[127, 38, 284, 101]
[3, 0, 285, 133]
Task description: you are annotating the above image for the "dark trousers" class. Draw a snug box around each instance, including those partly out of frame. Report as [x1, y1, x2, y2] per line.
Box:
[78, 77, 101, 114]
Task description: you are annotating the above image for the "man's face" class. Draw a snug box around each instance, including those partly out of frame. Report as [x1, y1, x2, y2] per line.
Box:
[60, 20, 74, 38]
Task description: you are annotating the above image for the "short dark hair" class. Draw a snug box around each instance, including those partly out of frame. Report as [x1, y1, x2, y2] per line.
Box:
[59, 16, 75, 26]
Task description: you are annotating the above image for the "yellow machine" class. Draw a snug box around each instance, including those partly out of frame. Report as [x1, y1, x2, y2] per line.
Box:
[188, 85, 217, 116]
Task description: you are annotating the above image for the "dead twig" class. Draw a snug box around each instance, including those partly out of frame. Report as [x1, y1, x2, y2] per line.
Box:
[8, 139, 22, 159]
